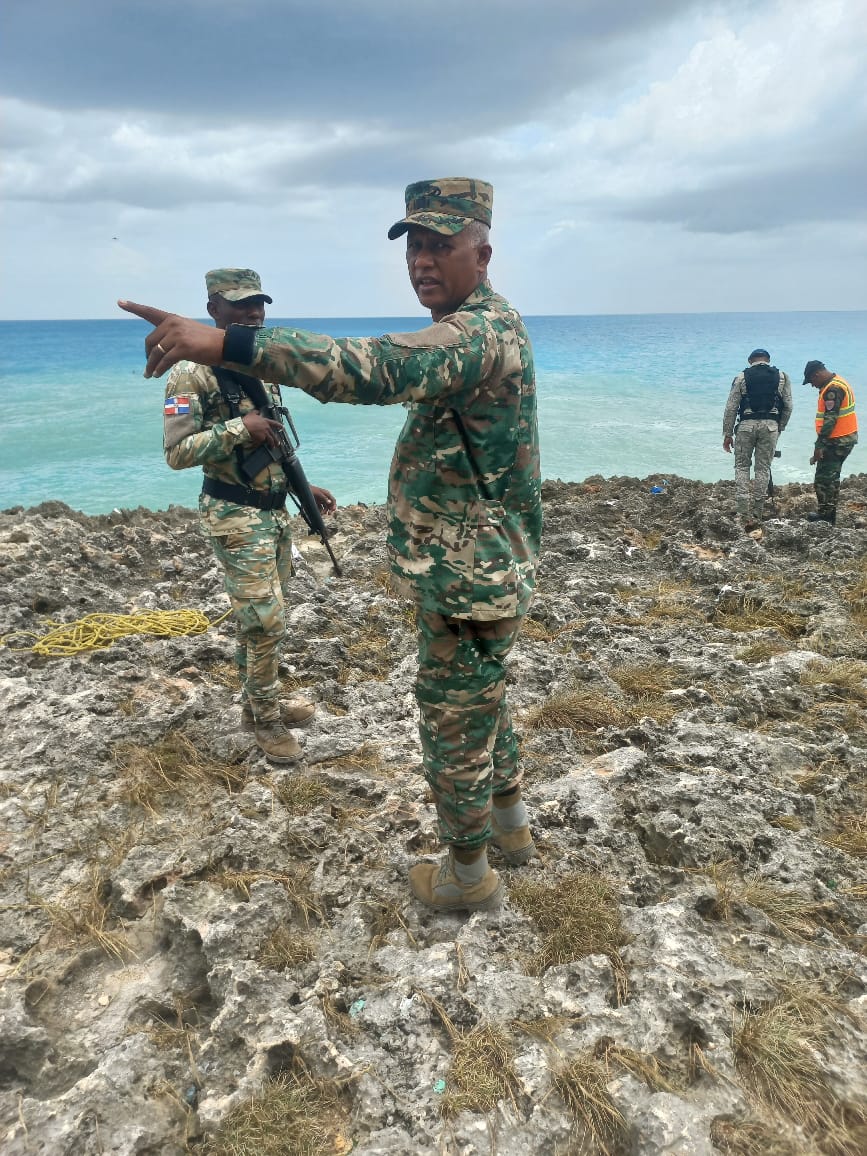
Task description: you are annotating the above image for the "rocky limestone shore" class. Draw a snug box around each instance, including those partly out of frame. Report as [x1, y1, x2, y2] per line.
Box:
[1, 474, 866, 1156]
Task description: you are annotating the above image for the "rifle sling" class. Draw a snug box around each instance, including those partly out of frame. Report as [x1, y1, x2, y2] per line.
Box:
[212, 366, 286, 481]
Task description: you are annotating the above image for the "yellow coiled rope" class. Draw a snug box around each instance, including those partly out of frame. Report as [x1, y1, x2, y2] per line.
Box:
[1, 608, 234, 657]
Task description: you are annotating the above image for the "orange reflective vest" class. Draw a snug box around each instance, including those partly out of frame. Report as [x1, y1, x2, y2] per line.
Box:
[816, 376, 857, 437]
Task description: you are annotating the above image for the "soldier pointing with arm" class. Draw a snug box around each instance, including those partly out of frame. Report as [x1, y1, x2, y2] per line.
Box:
[121, 178, 543, 914]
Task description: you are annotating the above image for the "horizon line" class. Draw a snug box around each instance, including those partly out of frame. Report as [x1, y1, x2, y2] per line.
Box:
[2, 307, 866, 324]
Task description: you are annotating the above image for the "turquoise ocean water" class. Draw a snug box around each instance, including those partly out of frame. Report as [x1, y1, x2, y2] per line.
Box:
[1, 312, 865, 515]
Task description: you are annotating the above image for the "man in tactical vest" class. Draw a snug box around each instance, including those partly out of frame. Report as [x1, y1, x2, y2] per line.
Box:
[162, 268, 337, 763]
[722, 348, 793, 530]
[804, 359, 858, 525]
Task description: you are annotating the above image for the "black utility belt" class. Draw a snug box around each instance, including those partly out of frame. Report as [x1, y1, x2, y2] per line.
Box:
[202, 477, 287, 511]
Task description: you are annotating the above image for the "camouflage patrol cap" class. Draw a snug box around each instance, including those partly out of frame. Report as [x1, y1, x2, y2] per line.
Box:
[205, 268, 273, 304]
[387, 178, 493, 240]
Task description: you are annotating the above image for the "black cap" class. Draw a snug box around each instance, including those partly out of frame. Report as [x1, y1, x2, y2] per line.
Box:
[803, 359, 826, 384]
[748, 348, 770, 360]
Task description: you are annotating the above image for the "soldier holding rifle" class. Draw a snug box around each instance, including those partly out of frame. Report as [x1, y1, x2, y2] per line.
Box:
[121, 180, 542, 915]
[162, 268, 336, 764]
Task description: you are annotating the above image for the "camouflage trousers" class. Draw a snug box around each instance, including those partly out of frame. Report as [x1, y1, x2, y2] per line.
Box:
[415, 610, 523, 852]
[734, 420, 779, 518]
[209, 512, 293, 723]
[815, 441, 854, 517]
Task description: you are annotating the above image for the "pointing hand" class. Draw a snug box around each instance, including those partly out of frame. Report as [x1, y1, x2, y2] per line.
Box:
[118, 300, 225, 378]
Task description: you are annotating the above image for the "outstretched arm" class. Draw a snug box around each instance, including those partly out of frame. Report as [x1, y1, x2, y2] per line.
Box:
[118, 301, 223, 377]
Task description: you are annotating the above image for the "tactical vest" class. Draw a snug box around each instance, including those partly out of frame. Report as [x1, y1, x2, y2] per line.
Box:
[815, 376, 858, 438]
[739, 363, 781, 422]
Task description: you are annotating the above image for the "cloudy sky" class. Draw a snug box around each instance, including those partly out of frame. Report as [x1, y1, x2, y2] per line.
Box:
[2, 0, 865, 320]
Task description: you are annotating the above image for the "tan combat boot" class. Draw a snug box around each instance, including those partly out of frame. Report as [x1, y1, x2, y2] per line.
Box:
[491, 790, 537, 865]
[241, 697, 315, 732]
[253, 719, 301, 764]
[409, 851, 504, 913]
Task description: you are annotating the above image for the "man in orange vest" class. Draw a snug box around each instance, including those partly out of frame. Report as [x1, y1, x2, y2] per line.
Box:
[803, 360, 858, 525]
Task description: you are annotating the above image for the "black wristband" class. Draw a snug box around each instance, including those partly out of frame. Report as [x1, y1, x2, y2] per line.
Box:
[222, 324, 259, 366]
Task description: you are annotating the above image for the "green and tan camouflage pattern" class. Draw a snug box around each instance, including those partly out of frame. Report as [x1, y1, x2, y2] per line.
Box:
[387, 178, 493, 238]
[233, 280, 542, 621]
[205, 267, 273, 303]
[164, 361, 289, 535]
[815, 437, 857, 518]
[211, 519, 294, 720]
[416, 610, 522, 849]
[163, 360, 293, 720]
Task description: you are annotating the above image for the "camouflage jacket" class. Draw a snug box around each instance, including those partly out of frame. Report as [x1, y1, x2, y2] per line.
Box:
[230, 281, 542, 619]
[163, 361, 291, 536]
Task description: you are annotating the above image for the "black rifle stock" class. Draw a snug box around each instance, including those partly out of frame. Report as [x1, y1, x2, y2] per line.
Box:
[240, 402, 342, 576]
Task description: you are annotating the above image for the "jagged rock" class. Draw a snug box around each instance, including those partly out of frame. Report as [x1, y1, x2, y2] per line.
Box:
[1, 477, 866, 1154]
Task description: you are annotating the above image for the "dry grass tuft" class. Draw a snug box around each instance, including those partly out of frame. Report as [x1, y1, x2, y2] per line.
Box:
[366, 898, 417, 952]
[113, 732, 246, 813]
[420, 996, 520, 1118]
[315, 743, 384, 775]
[510, 873, 629, 998]
[616, 578, 698, 622]
[740, 879, 840, 941]
[205, 865, 322, 925]
[736, 640, 790, 664]
[511, 1015, 575, 1043]
[824, 813, 867, 858]
[271, 774, 333, 815]
[525, 686, 629, 733]
[769, 814, 804, 832]
[841, 560, 867, 626]
[734, 986, 867, 1154]
[710, 1116, 817, 1155]
[129, 996, 201, 1053]
[713, 593, 807, 639]
[334, 606, 405, 683]
[553, 1054, 626, 1156]
[701, 859, 740, 921]
[520, 617, 586, 643]
[699, 861, 839, 941]
[202, 1064, 350, 1156]
[31, 867, 130, 960]
[596, 1038, 681, 1094]
[205, 660, 241, 690]
[320, 993, 358, 1037]
[800, 660, 867, 705]
[440, 1024, 520, 1117]
[609, 661, 681, 696]
[256, 926, 315, 971]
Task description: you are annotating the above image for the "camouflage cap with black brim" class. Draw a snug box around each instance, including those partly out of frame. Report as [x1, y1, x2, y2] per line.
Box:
[388, 178, 493, 240]
[205, 267, 273, 304]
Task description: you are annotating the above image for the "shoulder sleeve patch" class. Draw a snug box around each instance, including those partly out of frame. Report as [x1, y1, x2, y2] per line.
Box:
[823, 390, 840, 412]
[164, 392, 199, 447]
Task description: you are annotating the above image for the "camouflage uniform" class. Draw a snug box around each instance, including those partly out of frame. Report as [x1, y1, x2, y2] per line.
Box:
[164, 332, 295, 725]
[723, 364, 793, 520]
[225, 226, 542, 850]
[813, 375, 858, 519]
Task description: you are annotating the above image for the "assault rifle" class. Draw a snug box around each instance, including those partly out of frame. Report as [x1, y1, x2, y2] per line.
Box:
[211, 368, 341, 574]
[238, 391, 342, 576]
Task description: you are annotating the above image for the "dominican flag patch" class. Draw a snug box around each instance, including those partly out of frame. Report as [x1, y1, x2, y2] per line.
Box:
[164, 396, 191, 416]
